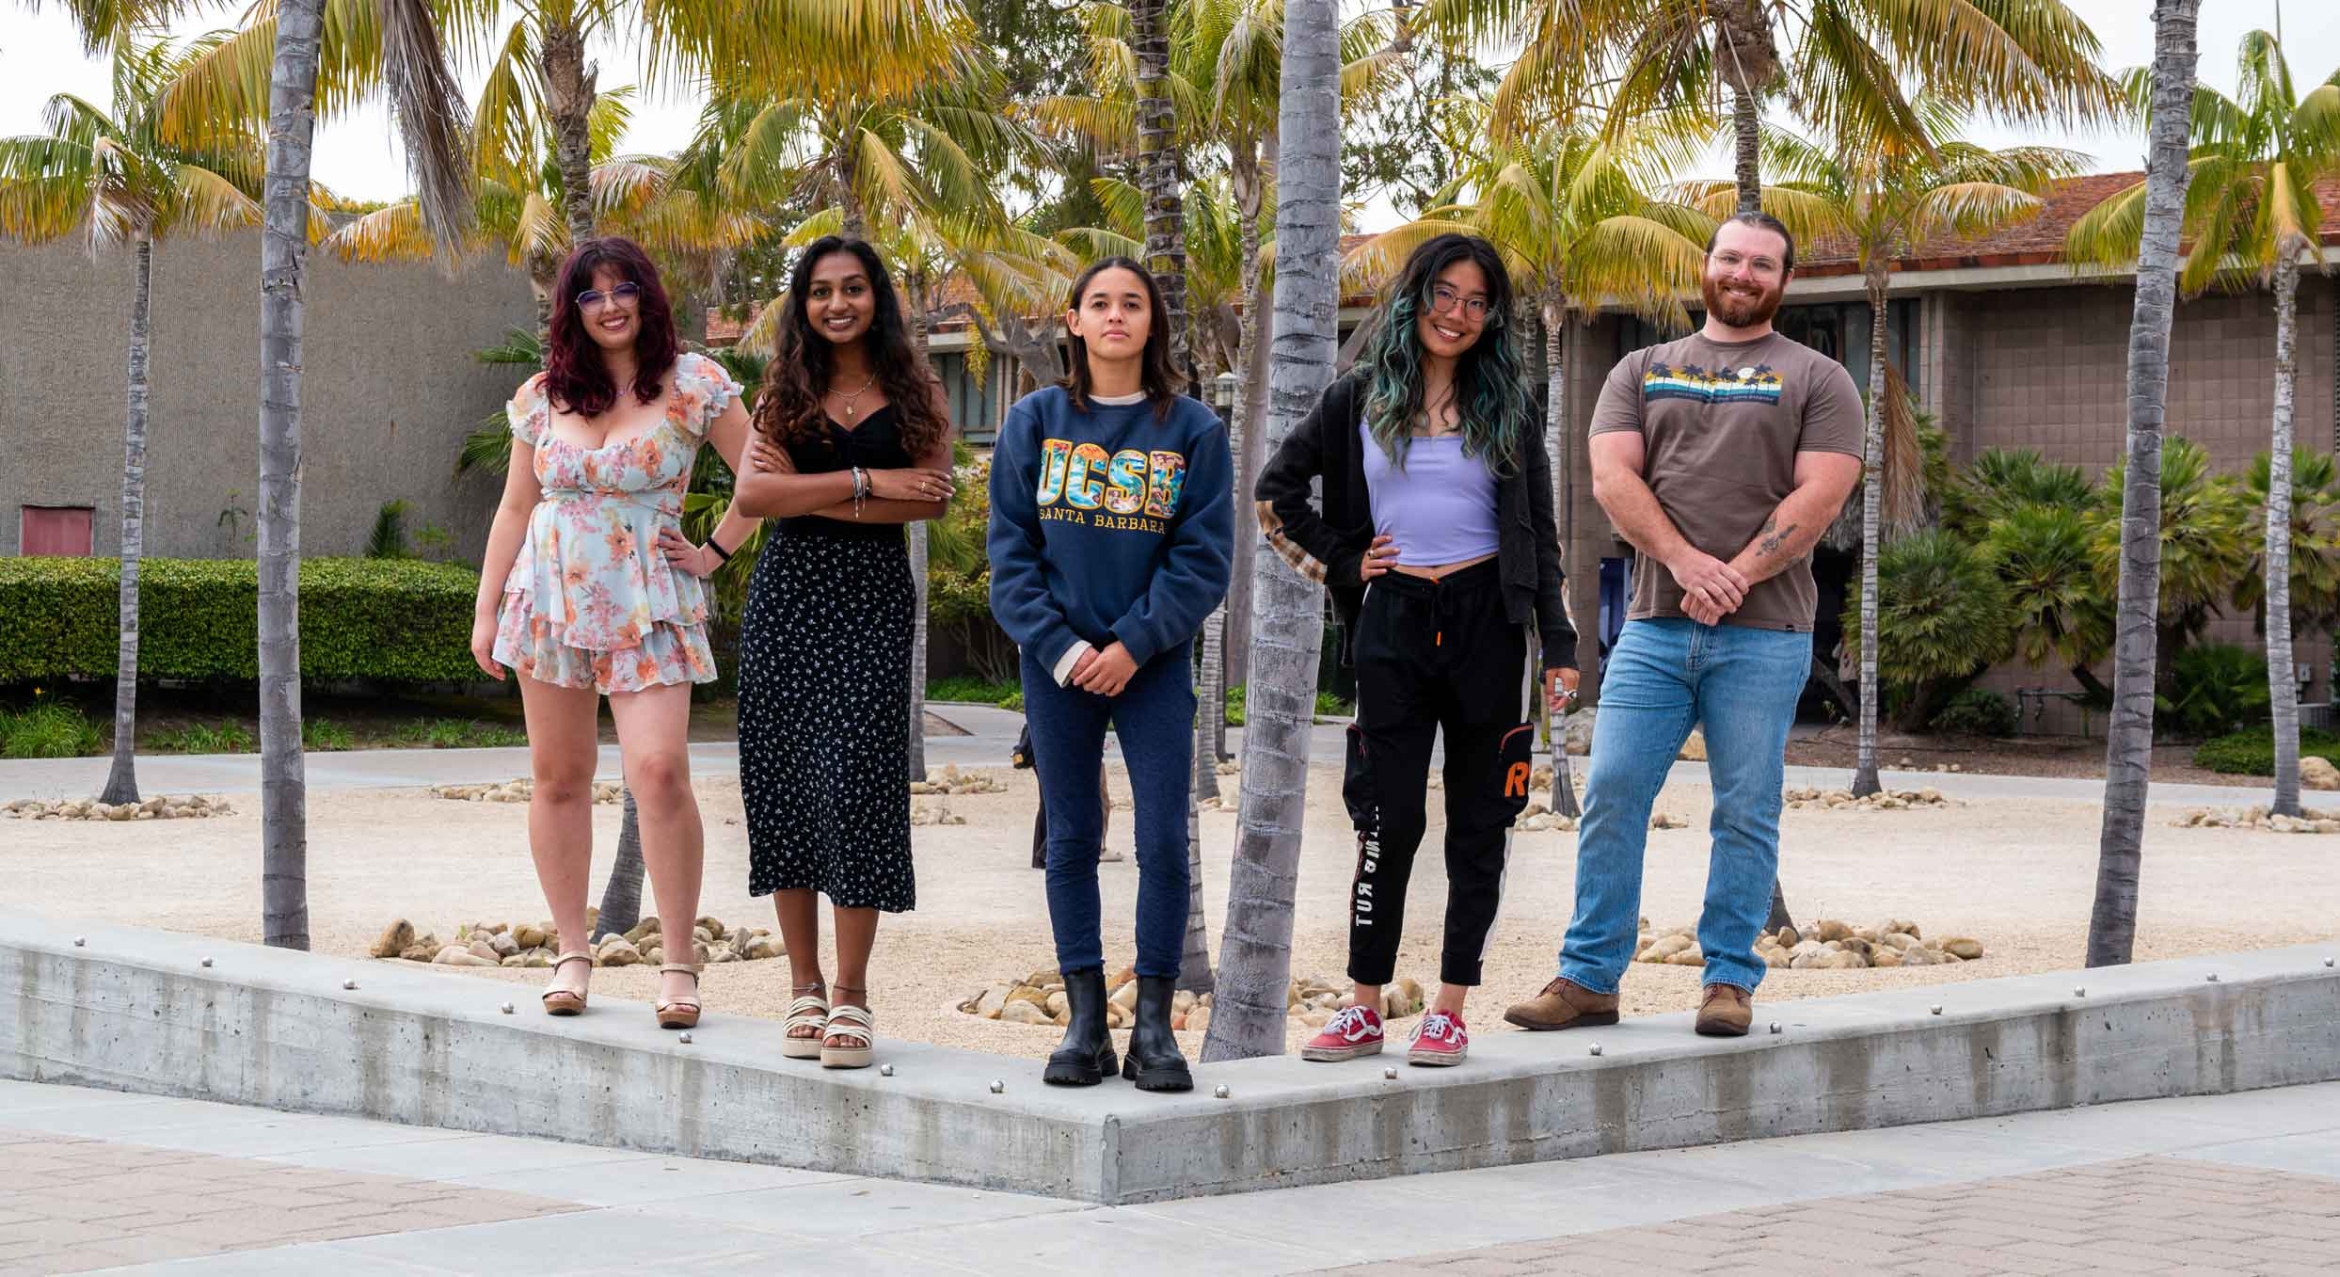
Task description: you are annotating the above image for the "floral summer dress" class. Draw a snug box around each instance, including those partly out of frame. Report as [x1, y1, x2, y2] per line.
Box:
[491, 352, 742, 693]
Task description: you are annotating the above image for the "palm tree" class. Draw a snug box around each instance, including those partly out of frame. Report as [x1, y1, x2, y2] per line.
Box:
[1198, 0, 1340, 1064]
[2237, 450, 2340, 688]
[688, 51, 1032, 786]
[2087, 436, 2254, 679]
[2087, 0, 2203, 970]
[1352, 111, 1710, 811]
[2069, 29, 2340, 816]
[1431, 0, 2117, 215]
[1689, 118, 2080, 795]
[0, 36, 270, 808]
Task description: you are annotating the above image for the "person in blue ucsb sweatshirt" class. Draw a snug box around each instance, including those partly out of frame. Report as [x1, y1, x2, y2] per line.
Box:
[988, 257, 1234, 1094]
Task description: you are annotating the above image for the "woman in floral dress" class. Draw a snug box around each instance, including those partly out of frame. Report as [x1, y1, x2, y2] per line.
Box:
[469, 237, 757, 1030]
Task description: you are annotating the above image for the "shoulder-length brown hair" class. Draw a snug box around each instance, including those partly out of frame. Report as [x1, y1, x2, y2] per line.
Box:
[1060, 256, 1180, 420]
[752, 236, 951, 458]
[543, 237, 677, 417]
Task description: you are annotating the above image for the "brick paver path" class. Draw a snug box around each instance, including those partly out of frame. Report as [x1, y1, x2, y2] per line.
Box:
[1321, 1156, 2340, 1277]
[0, 1127, 578, 1274]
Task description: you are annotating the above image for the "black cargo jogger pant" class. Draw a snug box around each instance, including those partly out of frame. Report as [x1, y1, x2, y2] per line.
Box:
[1343, 557, 1534, 988]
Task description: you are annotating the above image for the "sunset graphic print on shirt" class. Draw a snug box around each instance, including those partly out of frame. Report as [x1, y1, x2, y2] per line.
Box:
[1034, 438, 1190, 533]
[1643, 362, 1786, 406]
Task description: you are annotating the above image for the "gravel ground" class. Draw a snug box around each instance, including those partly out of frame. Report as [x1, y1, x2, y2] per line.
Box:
[10, 765, 2338, 1060]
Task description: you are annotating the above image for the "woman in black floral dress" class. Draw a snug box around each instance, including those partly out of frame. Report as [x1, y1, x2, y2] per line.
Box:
[731, 236, 956, 1068]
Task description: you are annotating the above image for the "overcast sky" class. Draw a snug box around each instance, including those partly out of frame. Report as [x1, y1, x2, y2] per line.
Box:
[2, 0, 2335, 231]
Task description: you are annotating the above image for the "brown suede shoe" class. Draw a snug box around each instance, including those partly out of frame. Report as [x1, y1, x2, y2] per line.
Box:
[1695, 984, 1753, 1037]
[1502, 978, 1621, 1031]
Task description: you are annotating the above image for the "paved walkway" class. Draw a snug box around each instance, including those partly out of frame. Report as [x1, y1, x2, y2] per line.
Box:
[1, 1078, 2334, 1274]
[0, 704, 2290, 810]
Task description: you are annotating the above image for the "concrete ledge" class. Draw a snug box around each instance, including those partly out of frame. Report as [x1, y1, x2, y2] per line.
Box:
[5, 909, 2337, 1203]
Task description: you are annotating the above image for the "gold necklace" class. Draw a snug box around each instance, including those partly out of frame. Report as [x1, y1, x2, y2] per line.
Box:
[830, 371, 878, 421]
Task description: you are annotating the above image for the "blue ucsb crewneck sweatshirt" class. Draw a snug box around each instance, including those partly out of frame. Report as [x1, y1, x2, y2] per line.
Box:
[988, 387, 1235, 673]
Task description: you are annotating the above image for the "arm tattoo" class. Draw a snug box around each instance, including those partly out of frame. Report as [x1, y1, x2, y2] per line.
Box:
[1758, 517, 1797, 557]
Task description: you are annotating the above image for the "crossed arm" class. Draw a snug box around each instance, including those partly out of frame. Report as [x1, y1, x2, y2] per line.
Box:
[1588, 431, 1860, 624]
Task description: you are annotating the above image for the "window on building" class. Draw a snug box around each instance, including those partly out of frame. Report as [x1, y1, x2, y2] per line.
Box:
[20, 506, 94, 556]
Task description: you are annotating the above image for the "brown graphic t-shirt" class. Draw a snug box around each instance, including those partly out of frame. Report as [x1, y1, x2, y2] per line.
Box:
[1589, 332, 1863, 631]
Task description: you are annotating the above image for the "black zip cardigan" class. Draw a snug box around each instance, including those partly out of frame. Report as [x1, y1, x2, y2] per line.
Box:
[1254, 371, 1578, 672]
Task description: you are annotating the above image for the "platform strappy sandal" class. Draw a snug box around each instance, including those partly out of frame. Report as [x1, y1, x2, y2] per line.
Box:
[540, 952, 592, 1016]
[820, 1002, 875, 1070]
[654, 964, 701, 1030]
[780, 985, 829, 1060]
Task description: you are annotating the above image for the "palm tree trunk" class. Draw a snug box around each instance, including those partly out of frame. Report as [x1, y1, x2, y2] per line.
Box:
[259, 0, 325, 951]
[838, 163, 868, 243]
[98, 233, 154, 806]
[907, 296, 936, 781]
[540, 18, 596, 244]
[1853, 272, 1889, 797]
[909, 522, 930, 782]
[1199, 0, 1339, 1064]
[2265, 251, 2302, 816]
[593, 789, 646, 941]
[1224, 140, 1267, 694]
[1732, 86, 1762, 216]
[2089, 0, 2200, 969]
[1540, 285, 1580, 818]
[1130, 0, 1188, 384]
[1178, 790, 1214, 993]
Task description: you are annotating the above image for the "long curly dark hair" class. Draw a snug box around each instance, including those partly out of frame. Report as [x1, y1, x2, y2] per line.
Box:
[1061, 256, 1180, 420]
[542, 237, 677, 418]
[753, 236, 950, 458]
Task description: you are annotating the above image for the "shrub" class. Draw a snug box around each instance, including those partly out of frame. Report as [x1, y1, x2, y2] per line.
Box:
[0, 557, 483, 686]
[0, 702, 103, 758]
[1930, 688, 2017, 737]
[153, 722, 255, 754]
[927, 677, 1021, 707]
[302, 719, 355, 751]
[2194, 726, 2340, 776]
[2161, 643, 2271, 739]
[1843, 530, 2018, 730]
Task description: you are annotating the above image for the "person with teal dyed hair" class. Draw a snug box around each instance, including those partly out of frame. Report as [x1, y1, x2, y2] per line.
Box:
[1256, 233, 1579, 1068]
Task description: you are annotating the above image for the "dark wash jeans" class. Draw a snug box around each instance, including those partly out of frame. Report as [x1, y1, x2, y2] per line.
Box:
[1021, 641, 1194, 977]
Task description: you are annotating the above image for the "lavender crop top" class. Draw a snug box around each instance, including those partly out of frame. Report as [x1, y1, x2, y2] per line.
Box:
[1358, 420, 1500, 567]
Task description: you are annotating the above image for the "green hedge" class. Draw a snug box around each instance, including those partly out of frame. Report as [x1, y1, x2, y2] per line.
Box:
[0, 557, 483, 685]
[2193, 726, 2340, 776]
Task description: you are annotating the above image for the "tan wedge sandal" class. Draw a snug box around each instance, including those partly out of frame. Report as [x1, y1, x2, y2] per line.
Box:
[780, 984, 829, 1060]
[540, 952, 592, 1016]
[821, 1003, 875, 1070]
[655, 964, 701, 1030]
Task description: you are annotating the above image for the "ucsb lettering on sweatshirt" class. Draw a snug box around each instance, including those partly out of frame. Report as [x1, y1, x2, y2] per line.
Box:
[988, 387, 1235, 672]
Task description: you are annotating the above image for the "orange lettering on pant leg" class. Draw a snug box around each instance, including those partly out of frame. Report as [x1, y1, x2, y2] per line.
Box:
[1505, 762, 1530, 798]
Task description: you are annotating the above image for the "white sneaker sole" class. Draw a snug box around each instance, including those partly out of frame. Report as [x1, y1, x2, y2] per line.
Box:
[1408, 1044, 1467, 1067]
[1301, 1038, 1385, 1062]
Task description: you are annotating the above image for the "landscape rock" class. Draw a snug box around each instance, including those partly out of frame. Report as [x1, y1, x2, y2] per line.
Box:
[598, 938, 642, 967]
[1940, 936, 1985, 960]
[999, 1000, 1050, 1025]
[369, 920, 415, 960]
[432, 946, 496, 968]
[2302, 757, 2340, 790]
[1677, 731, 1707, 762]
[1814, 919, 1852, 943]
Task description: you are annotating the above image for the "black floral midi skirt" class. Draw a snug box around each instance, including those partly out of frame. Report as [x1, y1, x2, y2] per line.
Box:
[737, 527, 916, 911]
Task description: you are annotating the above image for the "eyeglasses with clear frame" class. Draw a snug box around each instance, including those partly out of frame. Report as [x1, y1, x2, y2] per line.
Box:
[1430, 284, 1491, 321]
[575, 281, 643, 311]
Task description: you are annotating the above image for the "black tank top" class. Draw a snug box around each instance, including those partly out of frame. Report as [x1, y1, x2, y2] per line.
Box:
[777, 406, 915, 541]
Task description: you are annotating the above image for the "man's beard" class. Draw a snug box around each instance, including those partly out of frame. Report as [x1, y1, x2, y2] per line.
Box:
[1701, 272, 1784, 328]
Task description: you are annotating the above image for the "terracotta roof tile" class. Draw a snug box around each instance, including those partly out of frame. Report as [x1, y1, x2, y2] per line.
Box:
[1794, 171, 2340, 277]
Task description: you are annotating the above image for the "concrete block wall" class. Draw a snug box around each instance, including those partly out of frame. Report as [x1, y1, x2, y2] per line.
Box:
[2, 234, 535, 563]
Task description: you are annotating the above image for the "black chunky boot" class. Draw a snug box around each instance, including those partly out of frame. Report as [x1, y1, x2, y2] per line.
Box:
[1042, 969, 1117, 1086]
[1121, 975, 1193, 1092]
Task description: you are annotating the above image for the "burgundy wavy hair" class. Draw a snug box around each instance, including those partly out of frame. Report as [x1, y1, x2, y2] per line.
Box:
[543, 237, 678, 418]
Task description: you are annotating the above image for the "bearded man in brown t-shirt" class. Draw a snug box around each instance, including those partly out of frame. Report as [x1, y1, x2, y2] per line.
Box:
[1505, 213, 1863, 1038]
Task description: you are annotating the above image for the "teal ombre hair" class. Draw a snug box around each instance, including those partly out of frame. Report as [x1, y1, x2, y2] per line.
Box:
[1360, 233, 1537, 476]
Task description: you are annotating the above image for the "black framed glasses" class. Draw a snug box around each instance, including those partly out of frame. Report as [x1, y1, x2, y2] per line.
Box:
[576, 281, 643, 311]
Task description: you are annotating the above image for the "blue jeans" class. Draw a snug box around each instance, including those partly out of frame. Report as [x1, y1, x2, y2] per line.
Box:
[1559, 618, 1812, 995]
[1021, 642, 1193, 977]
